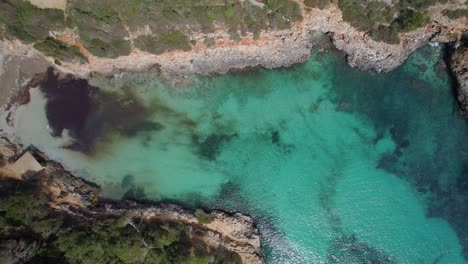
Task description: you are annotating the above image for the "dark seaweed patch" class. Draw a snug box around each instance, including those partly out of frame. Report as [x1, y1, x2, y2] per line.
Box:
[192, 133, 237, 161]
[119, 121, 164, 137]
[40, 67, 93, 138]
[37, 68, 164, 154]
[389, 121, 409, 148]
[327, 234, 397, 264]
[122, 185, 147, 202]
[271, 130, 280, 144]
[121, 174, 135, 190]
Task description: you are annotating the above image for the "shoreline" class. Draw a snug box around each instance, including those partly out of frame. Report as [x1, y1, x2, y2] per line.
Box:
[1, 2, 466, 115]
[45, 3, 468, 80]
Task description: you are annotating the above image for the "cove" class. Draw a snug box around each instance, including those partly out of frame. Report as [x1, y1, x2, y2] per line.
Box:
[5, 45, 468, 263]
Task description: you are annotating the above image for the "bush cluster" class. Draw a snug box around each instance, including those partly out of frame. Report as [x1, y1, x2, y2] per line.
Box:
[338, 0, 437, 44]
[0, 180, 241, 264]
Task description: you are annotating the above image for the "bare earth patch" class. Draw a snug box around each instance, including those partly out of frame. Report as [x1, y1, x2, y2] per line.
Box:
[27, 0, 67, 10]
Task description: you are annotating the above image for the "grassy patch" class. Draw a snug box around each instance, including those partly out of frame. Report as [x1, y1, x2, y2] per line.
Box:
[66, 0, 131, 58]
[339, 0, 395, 31]
[117, 0, 298, 37]
[159, 30, 191, 51]
[448, 32, 459, 41]
[338, 0, 435, 44]
[442, 8, 468, 19]
[370, 25, 400, 44]
[400, 0, 449, 9]
[134, 30, 191, 55]
[34, 37, 88, 63]
[1, 0, 301, 58]
[195, 209, 213, 224]
[304, 0, 332, 9]
[265, 0, 302, 29]
[396, 9, 430, 32]
[0, 0, 65, 43]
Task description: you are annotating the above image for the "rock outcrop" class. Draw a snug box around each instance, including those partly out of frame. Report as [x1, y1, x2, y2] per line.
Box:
[450, 32, 468, 116]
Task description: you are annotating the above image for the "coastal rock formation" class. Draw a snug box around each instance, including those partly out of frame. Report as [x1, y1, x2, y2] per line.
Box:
[0, 1, 466, 88]
[0, 136, 263, 263]
[450, 32, 468, 116]
[104, 204, 263, 264]
[328, 22, 441, 73]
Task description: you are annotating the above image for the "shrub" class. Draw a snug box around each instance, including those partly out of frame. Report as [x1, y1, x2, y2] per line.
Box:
[34, 37, 88, 63]
[195, 209, 213, 224]
[396, 9, 430, 32]
[134, 30, 191, 55]
[370, 25, 400, 44]
[442, 8, 468, 20]
[265, 0, 303, 29]
[0, 0, 65, 43]
[0, 179, 241, 263]
[339, 0, 395, 31]
[66, 0, 131, 58]
[304, 0, 331, 9]
[400, 0, 448, 9]
[159, 30, 191, 51]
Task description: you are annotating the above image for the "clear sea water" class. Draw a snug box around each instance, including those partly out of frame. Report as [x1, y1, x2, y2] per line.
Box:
[6, 46, 468, 263]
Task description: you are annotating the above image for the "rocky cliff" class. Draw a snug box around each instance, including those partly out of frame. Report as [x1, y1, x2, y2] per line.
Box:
[1, 0, 466, 112]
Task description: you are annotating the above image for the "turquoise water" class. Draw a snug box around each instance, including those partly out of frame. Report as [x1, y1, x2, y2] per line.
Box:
[9, 46, 468, 263]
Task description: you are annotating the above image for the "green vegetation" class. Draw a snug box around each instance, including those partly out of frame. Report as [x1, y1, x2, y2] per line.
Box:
[66, 0, 131, 58]
[0, 0, 297, 58]
[369, 25, 400, 45]
[397, 9, 430, 32]
[195, 209, 214, 224]
[135, 30, 191, 55]
[0, 0, 65, 43]
[0, 179, 241, 263]
[367, 8, 430, 44]
[264, 0, 302, 29]
[338, 0, 395, 31]
[303, 0, 332, 9]
[0, 0, 458, 56]
[34, 37, 88, 63]
[400, 0, 448, 9]
[338, 0, 437, 44]
[67, 0, 301, 56]
[448, 32, 459, 41]
[442, 8, 468, 19]
[122, 0, 301, 35]
[158, 30, 190, 51]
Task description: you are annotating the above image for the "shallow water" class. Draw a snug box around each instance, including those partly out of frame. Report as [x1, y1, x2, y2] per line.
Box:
[5, 46, 468, 263]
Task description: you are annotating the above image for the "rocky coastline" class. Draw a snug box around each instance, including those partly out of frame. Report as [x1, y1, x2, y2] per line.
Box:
[0, 136, 263, 264]
[1, 1, 467, 115]
[448, 32, 468, 117]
